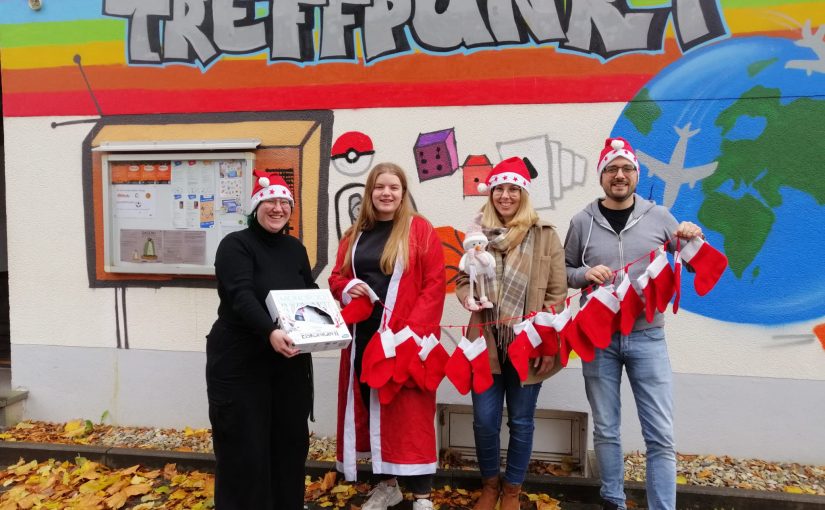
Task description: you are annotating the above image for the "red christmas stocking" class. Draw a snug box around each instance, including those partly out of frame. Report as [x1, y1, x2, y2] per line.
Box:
[533, 311, 559, 357]
[392, 327, 420, 384]
[340, 295, 374, 325]
[445, 337, 473, 395]
[407, 333, 431, 389]
[553, 308, 595, 363]
[465, 336, 493, 394]
[616, 273, 644, 335]
[421, 335, 450, 392]
[559, 332, 572, 367]
[672, 246, 683, 314]
[576, 286, 620, 349]
[646, 250, 675, 313]
[508, 319, 543, 382]
[360, 329, 396, 389]
[680, 237, 728, 296]
[638, 272, 656, 323]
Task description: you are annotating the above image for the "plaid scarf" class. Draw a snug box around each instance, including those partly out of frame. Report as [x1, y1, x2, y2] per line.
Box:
[483, 226, 534, 353]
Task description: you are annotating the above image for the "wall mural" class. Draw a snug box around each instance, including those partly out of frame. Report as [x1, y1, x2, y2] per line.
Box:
[1, 1, 823, 335]
[1, 0, 790, 115]
[612, 28, 825, 326]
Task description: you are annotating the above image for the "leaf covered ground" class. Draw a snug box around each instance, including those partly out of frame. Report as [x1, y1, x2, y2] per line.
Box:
[0, 458, 563, 510]
[1, 420, 824, 497]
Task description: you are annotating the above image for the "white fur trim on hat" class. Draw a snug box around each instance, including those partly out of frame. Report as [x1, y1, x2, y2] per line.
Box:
[598, 149, 639, 174]
[484, 172, 531, 194]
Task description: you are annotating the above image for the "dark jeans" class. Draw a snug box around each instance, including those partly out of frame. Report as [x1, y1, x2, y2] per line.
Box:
[471, 358, 542, 485]
[207, 320, 312, 510]
[381, 473, 433, 495]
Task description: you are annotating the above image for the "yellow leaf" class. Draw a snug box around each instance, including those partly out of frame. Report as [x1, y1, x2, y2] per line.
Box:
[330, 484, 350, 494]
[124, 483, 152, 497]
[120, 465, 140, 476]
[527, 493, 540, 501]
[64, 420, 84, 433]
[321, 472, 338, 491]
[169, 488, 188, 500]
[676, 475, 688, 485]
[320, 502, 334, 507]
[456, 488, 468, 495]
[104, 490, 129, 509]
[784, 486, 803, 494]
[0, 433, 12, 440]
[13, 461, 38, 476]
[184, 427, 195, 437]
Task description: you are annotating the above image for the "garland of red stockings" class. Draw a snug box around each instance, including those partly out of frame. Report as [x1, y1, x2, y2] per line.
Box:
[338, 235, 728, 402]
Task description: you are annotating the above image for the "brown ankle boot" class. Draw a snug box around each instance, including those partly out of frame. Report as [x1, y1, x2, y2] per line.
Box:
[472, 476, 500, 510]
[500, 481, 521, 510]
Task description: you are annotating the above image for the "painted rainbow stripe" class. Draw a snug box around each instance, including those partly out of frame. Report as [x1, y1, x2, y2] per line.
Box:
[1, 1, 823, 116]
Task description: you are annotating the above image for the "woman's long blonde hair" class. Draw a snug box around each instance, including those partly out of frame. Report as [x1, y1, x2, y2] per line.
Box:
[480, 187, 538, 250]
[341, 163, 416, 275]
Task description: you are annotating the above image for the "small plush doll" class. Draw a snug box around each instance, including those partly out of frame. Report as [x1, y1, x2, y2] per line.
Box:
[459, 228, 496, 310]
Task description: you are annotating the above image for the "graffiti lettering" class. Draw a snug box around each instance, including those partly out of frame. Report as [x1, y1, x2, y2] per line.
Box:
[103, 0, 727, 65]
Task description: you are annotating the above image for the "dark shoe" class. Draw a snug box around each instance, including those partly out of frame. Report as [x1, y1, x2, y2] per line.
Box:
[602, 501, 620, 510]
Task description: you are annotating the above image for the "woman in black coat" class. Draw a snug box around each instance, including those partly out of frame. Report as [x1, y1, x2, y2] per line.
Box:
[206, 170, 316, 509]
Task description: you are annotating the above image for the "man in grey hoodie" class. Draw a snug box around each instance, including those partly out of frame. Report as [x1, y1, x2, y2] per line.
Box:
[564, 137, 704, 510]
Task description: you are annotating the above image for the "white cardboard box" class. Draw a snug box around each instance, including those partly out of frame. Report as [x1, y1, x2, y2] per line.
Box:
[265, 289, 352, 353]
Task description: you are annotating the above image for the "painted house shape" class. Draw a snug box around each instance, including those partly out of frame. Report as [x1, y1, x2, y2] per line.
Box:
[462, 155, 493, 196]
[414, 128, 459, 181]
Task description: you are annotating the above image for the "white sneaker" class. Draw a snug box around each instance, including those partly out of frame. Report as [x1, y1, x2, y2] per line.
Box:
[412, 498, 434, 510]
[362, 481, 403, 510]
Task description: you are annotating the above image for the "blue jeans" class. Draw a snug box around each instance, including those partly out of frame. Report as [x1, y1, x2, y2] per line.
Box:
[471, 360, 542, 485]
[583, 327, 676, 510]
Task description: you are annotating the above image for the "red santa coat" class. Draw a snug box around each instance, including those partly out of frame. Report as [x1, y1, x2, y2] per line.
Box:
[329, 216, 446, 481]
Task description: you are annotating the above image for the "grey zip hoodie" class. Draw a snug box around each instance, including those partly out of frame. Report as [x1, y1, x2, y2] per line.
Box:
[564, 193, 679, 331]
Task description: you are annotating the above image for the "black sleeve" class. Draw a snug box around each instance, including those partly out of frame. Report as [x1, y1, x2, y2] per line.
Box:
[301, 245, 319, 289]
[215, 234, 278, 336]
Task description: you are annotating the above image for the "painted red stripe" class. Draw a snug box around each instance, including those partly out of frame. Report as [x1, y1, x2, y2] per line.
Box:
[2, 75, 650, 117]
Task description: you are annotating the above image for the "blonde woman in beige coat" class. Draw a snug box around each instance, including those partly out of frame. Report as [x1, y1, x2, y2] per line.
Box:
[456, 157, 568, 510]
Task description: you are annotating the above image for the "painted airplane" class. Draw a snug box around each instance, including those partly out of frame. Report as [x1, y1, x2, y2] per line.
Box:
[786, 21, 825, 76]
[636, 123, 718, 209]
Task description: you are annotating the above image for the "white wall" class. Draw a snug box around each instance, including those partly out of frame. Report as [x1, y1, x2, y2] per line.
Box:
[4, 108, 824, 463]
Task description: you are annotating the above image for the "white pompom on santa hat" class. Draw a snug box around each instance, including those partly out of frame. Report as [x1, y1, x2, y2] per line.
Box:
[477, 156, 532, 194]
[597, 137, 639, 174]
[250, 169, 294, 212]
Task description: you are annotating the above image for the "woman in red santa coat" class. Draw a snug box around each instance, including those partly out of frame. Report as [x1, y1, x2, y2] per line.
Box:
[329, 162, 446, 510]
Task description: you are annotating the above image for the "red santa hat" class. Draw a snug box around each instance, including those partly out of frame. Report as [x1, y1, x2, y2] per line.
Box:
[250, 169, 294, 212]
[597, 137, 639, 174]
[477, 156, 532, 194]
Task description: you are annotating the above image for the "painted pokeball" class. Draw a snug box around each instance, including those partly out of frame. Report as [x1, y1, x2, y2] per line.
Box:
[331, 131, 375, 176]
